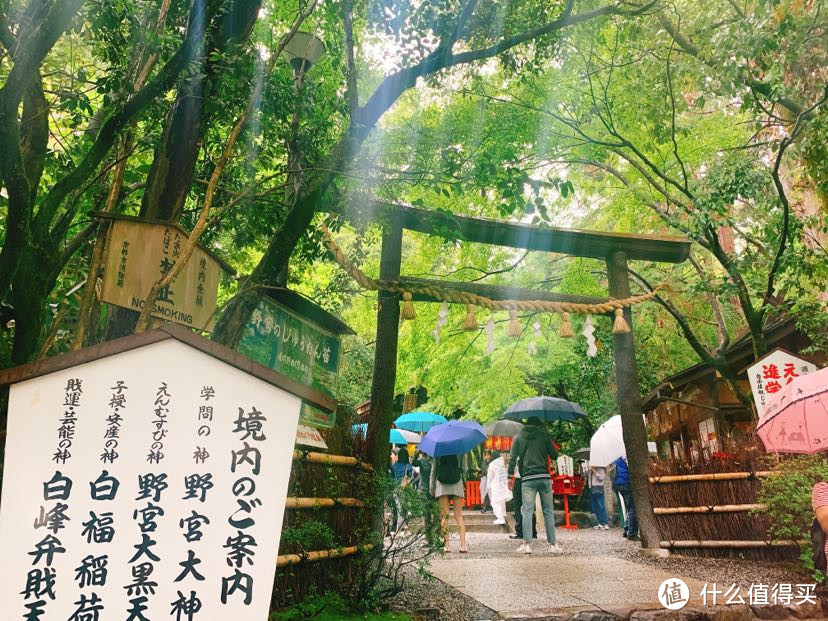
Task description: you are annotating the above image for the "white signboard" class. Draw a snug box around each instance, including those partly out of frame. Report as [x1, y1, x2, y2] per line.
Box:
[556, 455, 574, 477]
[0, 339, 302, 620]
[295, 424, 328, 450]
[747, 349, 817, 415]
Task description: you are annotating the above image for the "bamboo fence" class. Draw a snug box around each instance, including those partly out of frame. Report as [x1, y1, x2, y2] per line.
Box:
[272, 410, 376, 608]
[647, 449, 798, 561]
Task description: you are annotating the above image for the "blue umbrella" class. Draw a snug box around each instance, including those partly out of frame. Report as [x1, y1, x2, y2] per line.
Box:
[503, 396, 587, 423]
[394, 411, 447, 432]
[419, 421, 486, 457]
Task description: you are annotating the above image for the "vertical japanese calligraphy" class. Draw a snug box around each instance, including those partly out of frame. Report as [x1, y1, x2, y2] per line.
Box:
[0, 338, 302, 620]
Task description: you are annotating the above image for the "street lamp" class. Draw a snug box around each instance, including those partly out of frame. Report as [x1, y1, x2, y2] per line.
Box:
[280, 31, 326, 80]
[278, 31, 326, 286]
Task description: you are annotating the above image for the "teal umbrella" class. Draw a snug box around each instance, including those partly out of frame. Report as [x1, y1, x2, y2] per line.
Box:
[394, 411, 447, 432]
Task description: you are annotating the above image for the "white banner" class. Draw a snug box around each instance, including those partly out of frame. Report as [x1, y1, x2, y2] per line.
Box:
[0, 339, 301, 620]
[747, 349, 816, 415]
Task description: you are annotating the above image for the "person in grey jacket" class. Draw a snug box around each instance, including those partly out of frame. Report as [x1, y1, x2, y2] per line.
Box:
[508, 417, 560, 554]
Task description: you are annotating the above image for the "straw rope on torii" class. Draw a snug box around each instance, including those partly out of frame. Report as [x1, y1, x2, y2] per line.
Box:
[320, 225, 663, 336]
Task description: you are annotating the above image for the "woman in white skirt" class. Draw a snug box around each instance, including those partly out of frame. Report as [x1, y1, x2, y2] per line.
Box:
[430, 453, 468, 553]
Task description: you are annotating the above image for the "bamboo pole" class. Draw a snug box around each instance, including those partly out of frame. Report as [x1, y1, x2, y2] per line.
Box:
[292, 450, 373, 472]
[654, 503, 766, 515]
[659, 540, 801, 549]
[649, 471, 774, 484]
[285, 497, 364, 509]
[276, 544, 374, 568]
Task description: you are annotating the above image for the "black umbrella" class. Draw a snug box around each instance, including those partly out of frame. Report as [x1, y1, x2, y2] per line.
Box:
[574, 446, 590, 461]
[503, 396, 587, 423]
[483, 419, 524, 437]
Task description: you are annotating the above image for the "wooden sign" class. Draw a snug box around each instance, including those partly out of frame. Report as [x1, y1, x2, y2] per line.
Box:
[238, 298, 341, 428]
[0, 334, 302, 620]
[747, 348, 817, 415]
[101, 218, 221, 331]
[557, 455, 574, 476]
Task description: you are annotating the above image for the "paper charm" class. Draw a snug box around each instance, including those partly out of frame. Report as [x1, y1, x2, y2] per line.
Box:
[583, 315, 597, 357]
[528, 321, 541, 355]
[433, 303, 449, 344]
[485, 317, 495, 355]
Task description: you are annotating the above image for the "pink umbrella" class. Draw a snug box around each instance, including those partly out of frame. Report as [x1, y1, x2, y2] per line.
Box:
[757, 366, 828, 453]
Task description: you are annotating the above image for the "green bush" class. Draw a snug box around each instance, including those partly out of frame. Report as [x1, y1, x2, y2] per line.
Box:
[756, 454, 828, 578]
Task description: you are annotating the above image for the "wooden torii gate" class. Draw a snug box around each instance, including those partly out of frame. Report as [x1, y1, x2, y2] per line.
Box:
[362, 203, 690, 550]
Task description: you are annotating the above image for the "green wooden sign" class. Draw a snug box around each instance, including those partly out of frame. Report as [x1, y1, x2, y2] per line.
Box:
[238, 297, 340, 428]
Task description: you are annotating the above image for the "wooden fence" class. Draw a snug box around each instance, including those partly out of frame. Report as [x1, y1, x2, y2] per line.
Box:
[271, 413, 376, 609]
[648, 459, 798, 560]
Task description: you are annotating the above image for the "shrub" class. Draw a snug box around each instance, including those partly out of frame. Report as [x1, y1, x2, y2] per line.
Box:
[756, 454, 828, 578]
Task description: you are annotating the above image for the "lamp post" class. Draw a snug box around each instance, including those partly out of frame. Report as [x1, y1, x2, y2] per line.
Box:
[278, 31, 326, 286]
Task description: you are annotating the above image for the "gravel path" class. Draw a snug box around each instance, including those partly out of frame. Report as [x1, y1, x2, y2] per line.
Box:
[389, 526, 809, 620]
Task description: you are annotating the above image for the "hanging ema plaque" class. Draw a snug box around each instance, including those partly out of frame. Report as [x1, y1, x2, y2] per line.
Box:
[99, 215, 231, 332]
[0, 325, 334, 620]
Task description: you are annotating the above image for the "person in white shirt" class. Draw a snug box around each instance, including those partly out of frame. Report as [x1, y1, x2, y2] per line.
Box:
[486, 452, 510, 525]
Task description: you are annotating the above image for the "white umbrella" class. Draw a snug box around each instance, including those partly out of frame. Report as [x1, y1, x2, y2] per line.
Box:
[390, 428, 421, 444]
[589, 415, 656, 467]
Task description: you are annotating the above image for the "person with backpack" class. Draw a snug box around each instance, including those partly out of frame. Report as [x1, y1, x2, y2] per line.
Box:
[391, 449, 414, 536]
[508, 416, 561, 554]
[610, 456, 638, 541]
[430, 452, 468, 553]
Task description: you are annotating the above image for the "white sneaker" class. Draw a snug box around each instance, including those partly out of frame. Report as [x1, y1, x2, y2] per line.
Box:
[516, 543, 532, 554]
[593, 525, 602, 529]
[602, 524, 610, 530]
[548, 544, 563, 554]
[493, 518, 506, 525]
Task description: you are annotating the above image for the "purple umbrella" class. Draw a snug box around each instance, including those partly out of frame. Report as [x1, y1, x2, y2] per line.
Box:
[418, 420, 486, 457]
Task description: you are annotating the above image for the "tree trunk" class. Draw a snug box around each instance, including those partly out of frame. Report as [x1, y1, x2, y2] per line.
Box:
[366, 216, 403, 473]
[606, 251, 660, 549]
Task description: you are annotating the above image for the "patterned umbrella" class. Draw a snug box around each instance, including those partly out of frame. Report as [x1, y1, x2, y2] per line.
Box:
[758, 366, 828, 453]
[390, 428, 421, 445]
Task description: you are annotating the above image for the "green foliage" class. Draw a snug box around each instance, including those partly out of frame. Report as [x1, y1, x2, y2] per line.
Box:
[270, 591, 412, 620]
[756, 455, 828, 578]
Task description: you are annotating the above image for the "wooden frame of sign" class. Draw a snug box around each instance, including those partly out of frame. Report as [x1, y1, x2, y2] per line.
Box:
[94, 212, 235, 332]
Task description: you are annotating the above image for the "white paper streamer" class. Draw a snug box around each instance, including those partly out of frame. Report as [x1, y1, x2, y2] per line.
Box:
[583, 315, 597, 357]
[485, 317, 495, 355]
[433, 303, 449, 344]
[528, 321, 541, 355]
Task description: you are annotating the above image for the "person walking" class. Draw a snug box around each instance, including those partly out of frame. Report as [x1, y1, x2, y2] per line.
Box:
[508, 416, 560, 554]
[510, 461, 537, 540]
[487, 452, 510, 525]
[588, 464, 609, 530]
[391, 448, 414, 536]
[611, 456, 638, 541]
[430, 452, 469, 553]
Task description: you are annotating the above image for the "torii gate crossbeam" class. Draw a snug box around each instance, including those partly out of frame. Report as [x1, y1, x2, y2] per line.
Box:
[361, 203, 690, 551]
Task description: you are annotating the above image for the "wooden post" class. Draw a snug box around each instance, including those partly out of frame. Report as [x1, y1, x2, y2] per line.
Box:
[606, 251, 660, 549]
[366, 215, 403, 473]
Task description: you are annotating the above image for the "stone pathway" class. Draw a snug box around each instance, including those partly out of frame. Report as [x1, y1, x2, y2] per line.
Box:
[426, 525, 807, 620]
[428, 554, 706, 618]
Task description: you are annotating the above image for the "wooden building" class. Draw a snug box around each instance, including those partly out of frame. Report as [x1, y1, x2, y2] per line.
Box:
[643, 317, 823, 463]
